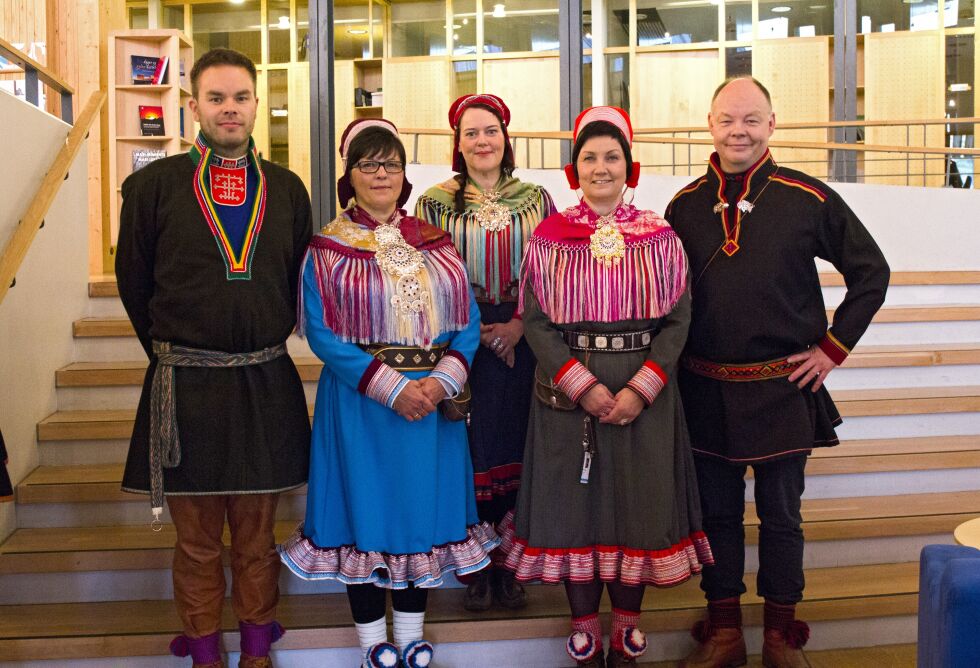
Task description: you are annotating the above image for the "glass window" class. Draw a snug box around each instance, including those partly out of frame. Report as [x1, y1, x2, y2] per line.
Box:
[946, 0, 975, 27]
[268, 69, 289, 169]
[605, 0, 630, 48]
[945, 35, 975, 186]
[453, 0, 478, 56]
[583, 57, 593, 107]
[856, 0, 941, 32]
[163, 5, 184, 31]
[726, 46, 753, 76]
[725, 1, 752, 41]
[484, 0, 560, 53]
[453, 59, 478, 97]
[298, 2, 310, 62]
[129, 7, 148, 29]
[191, 2, 261, 64]
[391, 1, 447, 57]
[335, 2, 371, 59]
[607, 54, 630, 111]
[372, 1, 386, 58]
[637, 0, 718, 46]
[758, 0, 834, 39]
[268, 0, 291, 64]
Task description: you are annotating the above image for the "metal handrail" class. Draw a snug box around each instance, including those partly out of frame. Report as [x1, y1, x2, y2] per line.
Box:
[0, 36, 75, 123]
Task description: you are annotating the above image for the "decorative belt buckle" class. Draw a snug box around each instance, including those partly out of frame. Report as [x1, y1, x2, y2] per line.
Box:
[594, 336, 608, 349]
[641, 332, 652, 345]
[611, 336, 625, 350]
[577, 335, 589, 348]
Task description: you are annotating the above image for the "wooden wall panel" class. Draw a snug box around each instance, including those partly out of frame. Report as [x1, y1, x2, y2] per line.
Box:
[632, 50, 717, 176]
[864, 31, 945, 186]
[0, 0, 46, 58]
[483, 57, 561, 169]
[383, 58, 453, 165]
[333, 59, 355, 168]
[753, 37, 831, 176]
[253, 68, 269, 161]
[288, 61, 310, 193]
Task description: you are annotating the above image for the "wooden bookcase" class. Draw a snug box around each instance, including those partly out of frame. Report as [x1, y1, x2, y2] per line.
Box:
[107, 29, 194, 256]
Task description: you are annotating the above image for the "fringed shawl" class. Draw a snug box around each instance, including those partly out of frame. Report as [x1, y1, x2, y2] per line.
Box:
[519, 201, 688, 324]
[300, 207, 471, 348]
[415, 176, 555, 302]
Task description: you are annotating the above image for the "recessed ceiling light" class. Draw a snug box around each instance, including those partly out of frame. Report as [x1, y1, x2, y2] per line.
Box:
[348, 29, 368, 35]
[492, 3, 506, 17]
[772, 6, 792, 13]
[950, 83, 972, 92]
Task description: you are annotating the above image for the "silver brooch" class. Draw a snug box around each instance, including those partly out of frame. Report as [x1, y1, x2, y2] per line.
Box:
[736, 200, 755, 214]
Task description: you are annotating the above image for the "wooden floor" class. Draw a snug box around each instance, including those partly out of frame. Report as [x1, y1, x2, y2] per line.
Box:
[645, 643, 917, 667]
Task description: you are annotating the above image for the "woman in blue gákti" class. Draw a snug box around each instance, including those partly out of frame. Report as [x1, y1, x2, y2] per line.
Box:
[279, 118, 499, 668]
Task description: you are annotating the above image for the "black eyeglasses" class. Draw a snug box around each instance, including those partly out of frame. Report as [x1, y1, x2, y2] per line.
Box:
[354, 160, 405, 174]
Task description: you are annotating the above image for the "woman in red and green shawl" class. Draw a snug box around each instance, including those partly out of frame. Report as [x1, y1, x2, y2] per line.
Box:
[415, 94, 555, 612]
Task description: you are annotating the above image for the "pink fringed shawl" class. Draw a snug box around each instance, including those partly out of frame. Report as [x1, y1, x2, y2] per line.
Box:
[300, 208, 471, 348]
[519, 201, 688, 324]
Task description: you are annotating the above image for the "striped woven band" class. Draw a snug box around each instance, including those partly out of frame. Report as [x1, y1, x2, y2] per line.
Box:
[681, 354, 803, 382]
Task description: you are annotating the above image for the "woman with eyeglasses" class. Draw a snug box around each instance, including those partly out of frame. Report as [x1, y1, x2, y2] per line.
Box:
[415, 95, 556, 613]
[279, 119, 498, 668]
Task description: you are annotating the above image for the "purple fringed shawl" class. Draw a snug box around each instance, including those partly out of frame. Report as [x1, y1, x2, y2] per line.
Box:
[299, 207, 471, 347]
[518, 201, 688, 324]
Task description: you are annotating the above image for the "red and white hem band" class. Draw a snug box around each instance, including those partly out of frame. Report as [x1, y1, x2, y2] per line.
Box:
[626, 361, 667, 406]
[278, 522, 500, 589]
[496, 512, 714, 587]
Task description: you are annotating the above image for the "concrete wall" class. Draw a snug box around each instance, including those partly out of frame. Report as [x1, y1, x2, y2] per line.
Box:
[0, 90, 89, 541]
[404, 164, 980, 271]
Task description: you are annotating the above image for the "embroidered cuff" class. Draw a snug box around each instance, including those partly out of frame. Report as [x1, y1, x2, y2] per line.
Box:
[554, 359, 599, 403]
[626, 361, 668, 406]
[359, 360, 411, 408]
[817, 331, 850, 365]
[430, 350, 469, 398]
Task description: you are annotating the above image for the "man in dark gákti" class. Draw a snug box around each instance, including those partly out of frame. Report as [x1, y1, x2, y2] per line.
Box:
[667, 77, 889, 668]
[116, 48, 312, 668]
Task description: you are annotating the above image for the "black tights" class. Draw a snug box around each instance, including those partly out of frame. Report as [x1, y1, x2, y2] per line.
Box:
[346, 583, 429, 624]
[564, 580, 645, 618]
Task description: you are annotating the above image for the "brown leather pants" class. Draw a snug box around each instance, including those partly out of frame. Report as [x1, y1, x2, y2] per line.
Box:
[167, 493, 281, 637]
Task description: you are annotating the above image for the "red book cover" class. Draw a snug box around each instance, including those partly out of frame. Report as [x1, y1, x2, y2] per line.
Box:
[138, 105, 165, 136]
[152, 56, 169, 85]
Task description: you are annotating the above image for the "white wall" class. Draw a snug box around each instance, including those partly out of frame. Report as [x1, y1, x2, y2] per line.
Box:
[0, 91, 90, 541]
[404, 165, 980, 271]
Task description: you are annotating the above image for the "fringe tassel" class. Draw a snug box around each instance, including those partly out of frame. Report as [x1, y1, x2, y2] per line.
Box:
[416, 191, 551, 302]
[519, 230, 688, 324]
[302, 239, 470, 348]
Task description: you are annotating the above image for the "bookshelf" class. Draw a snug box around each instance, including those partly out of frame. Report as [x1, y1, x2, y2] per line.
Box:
[107, 29, 194, 256]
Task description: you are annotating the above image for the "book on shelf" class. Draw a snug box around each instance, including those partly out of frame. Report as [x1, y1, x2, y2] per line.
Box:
[138, 105, 166, 136]
[131, 55, 169, 85]
[132, 148, 166, 173]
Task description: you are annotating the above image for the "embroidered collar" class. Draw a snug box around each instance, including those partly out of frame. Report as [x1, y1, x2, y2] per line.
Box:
[706, 150, 778, 256]
[189, 133, 267, 280]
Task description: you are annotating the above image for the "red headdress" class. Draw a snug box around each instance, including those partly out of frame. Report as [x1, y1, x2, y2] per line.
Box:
[448, 94, 515, 173]
[564, 105, 641, 190]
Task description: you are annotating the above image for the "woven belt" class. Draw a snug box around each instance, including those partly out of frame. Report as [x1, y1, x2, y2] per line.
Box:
[148, 340, 287, 526]
[681, 354, 803, 382]
[563, 329, 655, 353]
[360, 343, 448, 371]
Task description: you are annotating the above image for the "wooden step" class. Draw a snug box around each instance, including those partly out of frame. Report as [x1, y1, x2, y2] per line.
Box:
[55, 344, 980, 389]
[832, 385, 980, 417]
[89, 270, 980, 298]
[38, 387, 980, 442]
[5, 488, 976, 574]
[37, 406, 316, 441]
[0, 561, 919, 661]
[650, 645, 917, 668]
[71, 304, 980, 343]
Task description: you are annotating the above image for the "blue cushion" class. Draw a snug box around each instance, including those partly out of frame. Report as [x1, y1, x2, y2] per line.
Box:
[918, 544, 980, 668]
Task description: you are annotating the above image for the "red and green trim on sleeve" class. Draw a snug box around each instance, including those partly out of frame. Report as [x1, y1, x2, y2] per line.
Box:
[817, 330, 850, 365]
[554, 358, 599, 403]
[626, 361, 668, 406]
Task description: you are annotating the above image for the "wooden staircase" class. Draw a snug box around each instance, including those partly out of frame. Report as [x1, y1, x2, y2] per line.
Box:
[2, 271, 980, 665]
